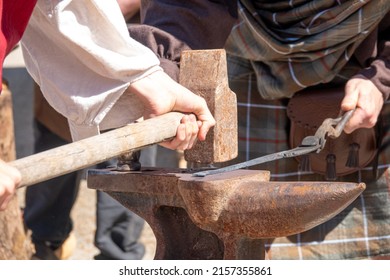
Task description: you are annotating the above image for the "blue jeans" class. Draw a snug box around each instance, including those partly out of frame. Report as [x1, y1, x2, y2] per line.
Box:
[24, 121, 151, 259]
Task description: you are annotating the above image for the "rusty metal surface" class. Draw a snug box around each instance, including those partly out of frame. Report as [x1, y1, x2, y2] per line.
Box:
[180, 50, 238, 164]
[88, 168, 365, 259]
[179, 178, 365, 239]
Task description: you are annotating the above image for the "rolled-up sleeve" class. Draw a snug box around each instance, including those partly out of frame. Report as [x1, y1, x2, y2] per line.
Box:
[357, 17, 390, 101]
[360, 42, 390, 101]
[21, 0, 162, 139]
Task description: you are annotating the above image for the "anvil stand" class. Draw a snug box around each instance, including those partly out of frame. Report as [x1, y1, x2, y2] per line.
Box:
[87, 167, 365, 260]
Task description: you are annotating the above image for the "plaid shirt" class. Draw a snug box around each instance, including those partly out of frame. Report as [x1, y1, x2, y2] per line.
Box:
[224, 0, 390, 259]
[227, 71, 390, 259]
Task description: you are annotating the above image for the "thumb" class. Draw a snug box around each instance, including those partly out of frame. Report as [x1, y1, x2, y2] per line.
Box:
[341, 87, 359, 112]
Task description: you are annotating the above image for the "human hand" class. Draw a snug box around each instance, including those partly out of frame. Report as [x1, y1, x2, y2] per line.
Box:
[128, 70, 216, 150]
[0, 159, 21, 211]
[341, 75, 384, 134]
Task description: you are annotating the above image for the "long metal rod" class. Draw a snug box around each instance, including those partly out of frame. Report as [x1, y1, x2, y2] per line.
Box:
[192, 143, 320, 177]
[193, 110, 355, 177]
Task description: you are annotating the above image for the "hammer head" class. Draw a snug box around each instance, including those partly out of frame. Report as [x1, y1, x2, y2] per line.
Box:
[180, 49, 238, 164]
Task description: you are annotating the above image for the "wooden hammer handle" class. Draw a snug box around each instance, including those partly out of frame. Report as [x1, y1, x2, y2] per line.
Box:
[10, 112, 184, 188]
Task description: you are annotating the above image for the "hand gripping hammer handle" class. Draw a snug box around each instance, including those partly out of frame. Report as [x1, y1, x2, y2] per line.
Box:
[9, 112, 184, 188]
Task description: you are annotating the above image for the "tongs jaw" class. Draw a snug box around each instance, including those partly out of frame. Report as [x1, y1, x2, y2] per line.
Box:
[305, 109, 355, 153]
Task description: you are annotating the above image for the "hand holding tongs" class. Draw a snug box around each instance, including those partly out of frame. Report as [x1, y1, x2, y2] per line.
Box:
[308, 109, 355, 153]
[192, 109, 355, 177]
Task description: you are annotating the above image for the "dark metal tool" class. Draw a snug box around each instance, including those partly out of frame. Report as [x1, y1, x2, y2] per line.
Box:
[192, 109, 355, 177]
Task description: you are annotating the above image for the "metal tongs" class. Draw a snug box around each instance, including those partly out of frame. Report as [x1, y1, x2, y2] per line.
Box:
[192, 109, 355, 177]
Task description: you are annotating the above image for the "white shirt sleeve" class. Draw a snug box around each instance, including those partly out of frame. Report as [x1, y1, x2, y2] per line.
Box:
[21, 0, 162, 140]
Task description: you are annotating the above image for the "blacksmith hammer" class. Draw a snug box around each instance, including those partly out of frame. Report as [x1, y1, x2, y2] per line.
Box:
[180, 49, 237, 165]
[8, 49, 237, 188]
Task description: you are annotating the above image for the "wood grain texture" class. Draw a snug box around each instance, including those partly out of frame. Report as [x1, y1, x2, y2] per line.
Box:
[0, 87, 33, 259]
[10, 112, 183, 187]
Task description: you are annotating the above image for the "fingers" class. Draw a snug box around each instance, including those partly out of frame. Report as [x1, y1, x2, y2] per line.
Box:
[191, 98, 216, 142]
[160, 114, 199, 150]
[341, 76, 384, 134]
[172, 87, 216, 142]
[129, 70, 216, 147]
[342, 82, 359, 112]
[0, 160, 21, 211]
[0, 191, 14, 211]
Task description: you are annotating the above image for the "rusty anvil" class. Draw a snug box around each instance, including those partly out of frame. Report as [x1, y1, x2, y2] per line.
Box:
[87, 50, 366, 260]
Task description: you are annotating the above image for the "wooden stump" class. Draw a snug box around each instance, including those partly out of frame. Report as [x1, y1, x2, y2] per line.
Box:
[0, 84, 33, 259]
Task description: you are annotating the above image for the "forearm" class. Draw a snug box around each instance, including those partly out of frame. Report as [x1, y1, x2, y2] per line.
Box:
[357, 21, 390, 101]
[358, 48, 390, 101]
[21, 0, 162, 139]
[342, 27, 390, 132]
[117, 0, 140, 21]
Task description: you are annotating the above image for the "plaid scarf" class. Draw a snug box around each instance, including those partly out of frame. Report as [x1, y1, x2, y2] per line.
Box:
[225, 0, 390, 99]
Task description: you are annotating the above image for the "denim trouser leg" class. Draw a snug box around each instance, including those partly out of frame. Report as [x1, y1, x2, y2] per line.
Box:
[93, 146, 156, 260]
[25, 121, 152, 259]
[24, 121, 79, 247]
[94, 191, 145, 260]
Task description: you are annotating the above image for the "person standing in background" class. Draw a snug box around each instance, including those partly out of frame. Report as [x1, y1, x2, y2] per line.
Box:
[128, 0, 390, 259]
